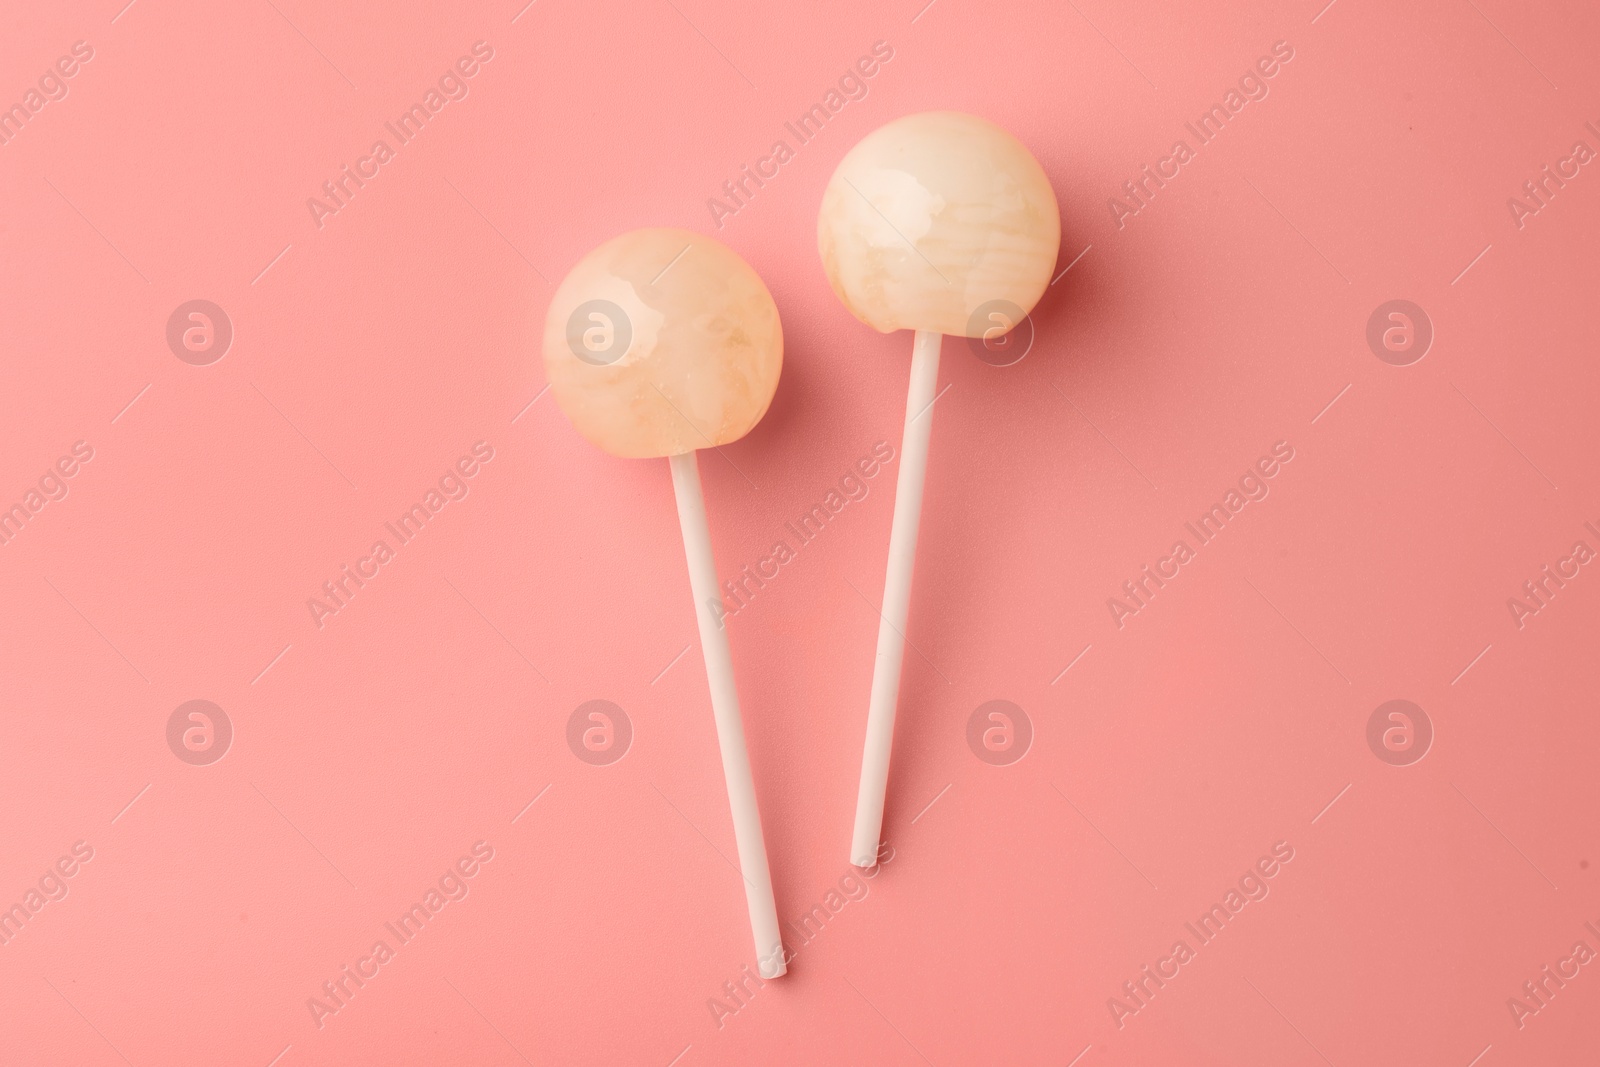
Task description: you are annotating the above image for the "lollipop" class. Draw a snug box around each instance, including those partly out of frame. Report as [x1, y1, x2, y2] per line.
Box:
[544, 228, 787, 977]
[818, 112, 1060, 868]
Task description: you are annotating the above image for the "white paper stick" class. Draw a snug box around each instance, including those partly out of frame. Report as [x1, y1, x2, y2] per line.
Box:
[668, 450, 786, 978]
[850, 328, 942, 867]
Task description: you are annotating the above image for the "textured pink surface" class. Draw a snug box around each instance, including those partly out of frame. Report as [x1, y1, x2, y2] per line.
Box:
[3, 1, 1599, 1064]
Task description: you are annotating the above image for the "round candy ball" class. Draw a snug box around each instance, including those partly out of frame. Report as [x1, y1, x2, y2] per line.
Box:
[818, 111, 1061, 337]
[543, 228, 783, 459]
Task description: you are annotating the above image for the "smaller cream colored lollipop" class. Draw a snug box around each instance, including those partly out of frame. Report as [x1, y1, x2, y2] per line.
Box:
[818, 112, 1061, 868]
[545, 228, 781, 459]
[543, 228, 787, 977]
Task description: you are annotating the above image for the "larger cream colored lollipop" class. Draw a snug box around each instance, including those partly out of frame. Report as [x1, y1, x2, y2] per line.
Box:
[819, 113, 1061, 868]
[543, 228, 787, 978]
[819, 111, 1060, 336]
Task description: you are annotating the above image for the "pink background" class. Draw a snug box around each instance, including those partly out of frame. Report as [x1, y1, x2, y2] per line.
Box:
[3, 0, 1599, 1063]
